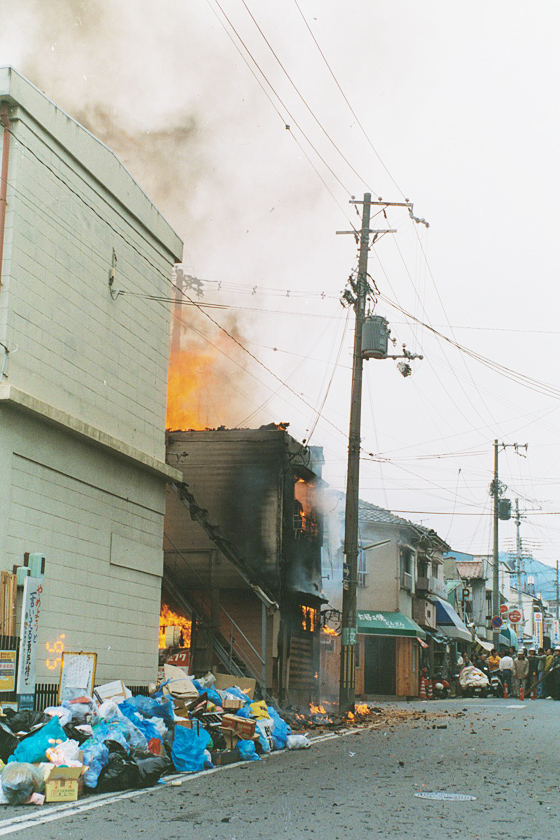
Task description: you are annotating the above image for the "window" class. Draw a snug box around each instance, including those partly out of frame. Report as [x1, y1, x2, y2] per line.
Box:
[301, 605, 318, 633]
[400, 547, 414, 591]
[417, 558, 430, 579]
[357, 549, 367, 587]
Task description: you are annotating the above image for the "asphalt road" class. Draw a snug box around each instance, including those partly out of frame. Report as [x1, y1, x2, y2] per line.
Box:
[0, 698, 559, 839]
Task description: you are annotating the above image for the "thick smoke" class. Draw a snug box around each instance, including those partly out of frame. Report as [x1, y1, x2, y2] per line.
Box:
[0, 0, 319, 431]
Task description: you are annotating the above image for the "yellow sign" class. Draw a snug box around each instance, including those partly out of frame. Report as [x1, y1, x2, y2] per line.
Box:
[0, 651, 16, 692]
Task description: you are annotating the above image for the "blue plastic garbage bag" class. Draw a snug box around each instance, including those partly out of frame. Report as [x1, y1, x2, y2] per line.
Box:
[118, 701, 160, 742]
[82, 741, 110, 788]
[128, 694, 174, 724]
[171, 725, 212, 773]
[237, 739, 260, 761]
[267, 706, 290, 750]
[222, 687, 251, 705]
[7, 715, 68, 764]
[233, 704, 252, 719]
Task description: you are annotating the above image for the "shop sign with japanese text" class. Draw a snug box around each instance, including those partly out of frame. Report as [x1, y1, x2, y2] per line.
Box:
[0, 651, 17, 692]
[16, 577, 43, 698]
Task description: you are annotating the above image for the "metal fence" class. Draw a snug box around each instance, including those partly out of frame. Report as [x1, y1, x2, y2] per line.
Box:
[31, 683, 151, 711]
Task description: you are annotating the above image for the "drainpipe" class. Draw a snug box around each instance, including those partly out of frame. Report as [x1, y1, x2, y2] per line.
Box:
[0, 101, 11, 291]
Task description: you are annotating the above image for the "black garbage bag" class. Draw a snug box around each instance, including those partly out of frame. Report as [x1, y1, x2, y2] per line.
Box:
[105, 740, 129, 757]
[97, 753, 140, 793]
[3, 709, 49, 733]
[129, 750, 173, 787]
[97, 748, 173, 793]
[62, 723, 91, 745]
[0, 722, 19, 762]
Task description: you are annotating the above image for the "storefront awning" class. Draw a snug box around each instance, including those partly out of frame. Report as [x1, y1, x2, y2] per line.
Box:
[357, 611, 426, 639]
[434, 596, 472, 643]
[499, 627, 518, 648]
[425, 628, 451, 645]
[475, 636, 493, 652]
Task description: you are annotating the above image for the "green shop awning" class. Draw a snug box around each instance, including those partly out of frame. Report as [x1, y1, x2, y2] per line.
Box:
[357, 611, 426, 639]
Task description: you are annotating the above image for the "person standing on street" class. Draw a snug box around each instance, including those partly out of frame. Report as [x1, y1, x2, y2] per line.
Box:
[527, 649, 540, 697]
[499, 651, 514, 696]
[550, 649, 560, 700]
[513, 650, 529, 698]
[544, 648, 554, 698]
[488, 649, 501, 672]
[536, 648, 547, 698]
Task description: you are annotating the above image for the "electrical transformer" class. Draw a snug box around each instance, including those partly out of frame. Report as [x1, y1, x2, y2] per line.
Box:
[362, 315, 390, 359]
[498, 498, 512, 520]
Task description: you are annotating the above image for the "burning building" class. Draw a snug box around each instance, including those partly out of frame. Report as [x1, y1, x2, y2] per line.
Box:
[164, 424, 326, 706]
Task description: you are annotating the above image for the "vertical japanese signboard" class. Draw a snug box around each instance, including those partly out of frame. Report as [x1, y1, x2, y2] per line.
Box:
[534, 611, 543, 649]
[553, 619, 560, 646]
[16, 577, 43, 709]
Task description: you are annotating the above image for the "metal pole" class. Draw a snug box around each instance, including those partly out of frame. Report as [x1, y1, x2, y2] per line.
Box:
[556, 560, 560, 619]
[339, 192, 371, 716]
[261, 602, 267, 693]
[516, 499, 523, 618]
[492, 440, 500, 649]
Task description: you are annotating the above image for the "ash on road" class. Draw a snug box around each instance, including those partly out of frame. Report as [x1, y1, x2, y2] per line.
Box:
[1, 698, 558, 840]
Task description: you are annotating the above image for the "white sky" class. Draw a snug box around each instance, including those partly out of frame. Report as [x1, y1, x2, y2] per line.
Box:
[2, 1, 560, 566]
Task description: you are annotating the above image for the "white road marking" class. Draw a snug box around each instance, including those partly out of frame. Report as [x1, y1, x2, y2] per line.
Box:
[0, 726, 363, 836]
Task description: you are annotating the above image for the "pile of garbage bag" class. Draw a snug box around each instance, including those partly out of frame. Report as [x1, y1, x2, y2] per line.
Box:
[0, 668, 306, 806]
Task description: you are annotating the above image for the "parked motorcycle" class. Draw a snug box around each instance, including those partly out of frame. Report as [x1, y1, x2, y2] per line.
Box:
[458, 665, 490, 698]
[429, 674, 451, 699]
[489, 670, 504, 698]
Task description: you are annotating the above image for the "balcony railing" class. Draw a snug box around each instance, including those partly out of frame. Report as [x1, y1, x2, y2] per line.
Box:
[416, 575, 447, 598]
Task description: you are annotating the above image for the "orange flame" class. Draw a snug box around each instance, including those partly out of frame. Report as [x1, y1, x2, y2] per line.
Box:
[166, 344, 215, 431]
[159, 603, 192, 650]
[322, 625, 338, 637]
[355, 703, 370, 716]
[166, 304, 253, 432]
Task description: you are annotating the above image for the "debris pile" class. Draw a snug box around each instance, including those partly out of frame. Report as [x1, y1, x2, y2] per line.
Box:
[0, 669, 300, 806]
[285, 702, 459, 735]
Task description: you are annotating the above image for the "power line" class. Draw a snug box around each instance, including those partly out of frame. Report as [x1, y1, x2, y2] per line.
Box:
[292, 0, 406, 198]
[239, 0, 372, 193]
[209, 0, 357, 210]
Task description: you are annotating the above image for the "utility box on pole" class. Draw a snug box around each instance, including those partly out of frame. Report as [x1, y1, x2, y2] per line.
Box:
[362, 316, 390, 359]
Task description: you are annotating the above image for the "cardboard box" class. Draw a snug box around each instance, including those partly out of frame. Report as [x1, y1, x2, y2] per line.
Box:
[210, 749, 241, 766]
[222, 697, 245, 711]
[94, 680, 128, 704]
[220, 714, 256, 740]
[219, 728, 240, 749]
[44, 766, 85, 803]
[213, 674, 256, 700]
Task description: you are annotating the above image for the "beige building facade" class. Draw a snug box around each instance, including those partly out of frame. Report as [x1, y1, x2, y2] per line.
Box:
[0, 68, 182, 685]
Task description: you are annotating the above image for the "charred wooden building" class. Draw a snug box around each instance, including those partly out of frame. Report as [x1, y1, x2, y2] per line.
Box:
[164, 425, 325, 706]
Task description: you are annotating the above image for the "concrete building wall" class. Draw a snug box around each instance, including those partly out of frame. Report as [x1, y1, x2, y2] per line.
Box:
[0, 68, 184, 688]
[1, 406, 166, 684]
[1, 67, 181, 462]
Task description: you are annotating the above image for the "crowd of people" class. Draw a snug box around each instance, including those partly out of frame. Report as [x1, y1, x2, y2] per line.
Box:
[458, 647, 560, 699]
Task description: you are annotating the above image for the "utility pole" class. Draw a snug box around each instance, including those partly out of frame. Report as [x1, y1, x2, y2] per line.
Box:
[490, 442, 528, 648]
[556, 560, 560, 619]
[337, 194, 424, 715]
[339, 193, 372, 716]
[514, 499, 524, 625]
[492, 440, 500, 649]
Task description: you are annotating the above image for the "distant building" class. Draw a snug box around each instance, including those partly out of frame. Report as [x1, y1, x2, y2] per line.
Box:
[321, 495, 449, 699]
[0, 68, 182, 685]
